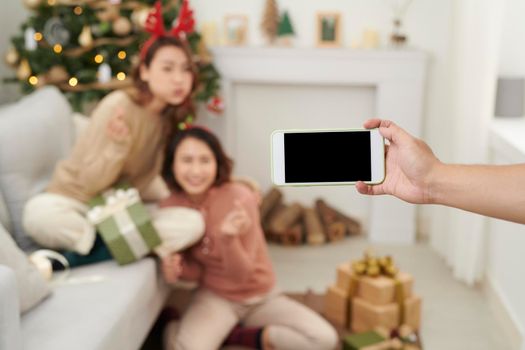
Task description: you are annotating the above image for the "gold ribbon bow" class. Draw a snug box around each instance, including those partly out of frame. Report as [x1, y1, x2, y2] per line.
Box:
[347, 249, 406, 329]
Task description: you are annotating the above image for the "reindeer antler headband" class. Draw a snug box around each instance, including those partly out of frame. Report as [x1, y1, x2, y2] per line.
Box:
[140, 0, 196, 60]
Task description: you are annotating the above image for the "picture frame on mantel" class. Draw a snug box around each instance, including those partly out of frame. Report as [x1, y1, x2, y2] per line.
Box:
[316, 12, 342, 48]
[224, 15, 248, 46]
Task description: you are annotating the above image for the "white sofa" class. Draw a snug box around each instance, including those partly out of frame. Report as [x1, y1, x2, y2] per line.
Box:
[0, 87, 170, 350]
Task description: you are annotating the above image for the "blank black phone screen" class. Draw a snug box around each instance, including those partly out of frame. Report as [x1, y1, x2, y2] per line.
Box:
[284, 131, 371, 183]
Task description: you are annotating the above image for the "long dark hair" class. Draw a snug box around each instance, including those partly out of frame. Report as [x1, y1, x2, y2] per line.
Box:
[129, 36, 198, 138]
[162, 127, 233, 192]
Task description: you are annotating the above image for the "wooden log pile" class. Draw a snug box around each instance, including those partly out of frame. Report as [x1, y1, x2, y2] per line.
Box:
[260, 187, 362, 246]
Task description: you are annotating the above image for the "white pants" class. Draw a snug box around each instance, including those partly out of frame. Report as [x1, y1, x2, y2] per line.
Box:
[23, 193, 204, 255]
[164, 288, 338, 350]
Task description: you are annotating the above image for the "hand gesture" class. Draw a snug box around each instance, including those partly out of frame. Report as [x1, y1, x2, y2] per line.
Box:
[106, 107, 130, 142]
[220, 200, 252, 236]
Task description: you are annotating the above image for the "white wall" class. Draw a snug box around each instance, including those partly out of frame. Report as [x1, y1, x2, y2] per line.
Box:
[489, 0, 525, 348]
[499, 0, 525, 76]
[0, 1, 27, 104]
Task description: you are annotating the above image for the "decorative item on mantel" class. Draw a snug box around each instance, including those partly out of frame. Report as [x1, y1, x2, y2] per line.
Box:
[386, 0, 414, 47]
[261, 0, 280, 45]
[260, 187, 362, 246]
[277, 10, 295, 46]
[316, 12, 342, 48]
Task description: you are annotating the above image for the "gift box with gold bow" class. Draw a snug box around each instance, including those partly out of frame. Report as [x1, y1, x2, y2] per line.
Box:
[324, 250, 422, 333]
[87, 184, 161, 265]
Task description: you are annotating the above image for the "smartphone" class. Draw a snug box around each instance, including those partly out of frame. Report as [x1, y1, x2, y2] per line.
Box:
[271, 128, 385, 186]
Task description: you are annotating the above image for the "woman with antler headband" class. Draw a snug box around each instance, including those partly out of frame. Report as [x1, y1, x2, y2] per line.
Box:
[22, 1, 206, 259]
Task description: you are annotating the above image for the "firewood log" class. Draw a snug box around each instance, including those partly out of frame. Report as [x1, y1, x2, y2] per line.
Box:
[280, 222, 304, 245]
[260, 187, 283, 222]
[269, 203, 303, 234]
[316, 199, 362, 236]
[303, 207, 326, 245]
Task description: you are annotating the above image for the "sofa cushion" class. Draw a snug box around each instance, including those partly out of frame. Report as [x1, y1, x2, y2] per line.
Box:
[0, 222, 51, 313]
[0, 86, 74, 251]
[21, 258, 169, 350]
[0, 190, 10, 233]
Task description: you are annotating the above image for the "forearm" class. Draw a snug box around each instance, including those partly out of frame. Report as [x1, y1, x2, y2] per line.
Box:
[429, 163, 525, 224]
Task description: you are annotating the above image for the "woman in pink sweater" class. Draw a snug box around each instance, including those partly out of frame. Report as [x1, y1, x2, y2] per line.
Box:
[160, 127, 338, 350]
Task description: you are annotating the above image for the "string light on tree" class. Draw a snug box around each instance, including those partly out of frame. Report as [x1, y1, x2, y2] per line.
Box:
[34, 32, 43, 42]
[28, 76, 39, 86]
[53, 44, 63, 54]
[69, 77, 78, 87]
[94, 54, 104, 64]
[116, 72, 126, 81]
[117, 50, 126, 60]
[74, 6, 83, 15]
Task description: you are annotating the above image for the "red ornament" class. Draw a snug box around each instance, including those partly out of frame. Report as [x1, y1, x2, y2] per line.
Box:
[206, 96, 225, 114]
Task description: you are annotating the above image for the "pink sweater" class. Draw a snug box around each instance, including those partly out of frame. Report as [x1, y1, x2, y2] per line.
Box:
[161, 182, 276, 301]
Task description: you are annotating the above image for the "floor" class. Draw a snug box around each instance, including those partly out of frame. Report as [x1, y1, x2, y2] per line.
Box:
[268, 237, 512, 350]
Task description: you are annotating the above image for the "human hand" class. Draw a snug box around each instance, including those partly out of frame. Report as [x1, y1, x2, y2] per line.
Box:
[220, 200, 252, 236]
[161, 253, 184, 284]
[106, 107, 130, 142]
[356, 119, 442, 204]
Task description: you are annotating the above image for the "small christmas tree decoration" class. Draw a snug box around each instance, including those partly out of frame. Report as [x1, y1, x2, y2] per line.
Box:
[277, 10, 294, 46]
[206, 96, 225, 114]
[131, 6, 151, 29]
[44, 17, 70, 46]
[113, 16, 132, 36]
[4, 47, 19, 67]
[78, 25, 94, 47]
[98, 63, 112, 83]
[46, 65, 69, 84]
[24, 27, 37, 51]
[17, 59, 31, 80]
[97, 5, 120, 23]
[261, 0, 279, 44]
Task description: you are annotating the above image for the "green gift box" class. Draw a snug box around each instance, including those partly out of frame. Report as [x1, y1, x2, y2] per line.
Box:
[343, 331, 388, 350]
[87, 184, 161, 265]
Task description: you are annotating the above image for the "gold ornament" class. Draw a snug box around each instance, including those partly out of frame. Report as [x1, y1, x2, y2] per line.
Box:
[4, 47, 19, 67]
[17, 59, 31, 80]
[112, 17, 132, 36]
[46, 65, 69, 83]
[23, 0, 42, 9]
[97, 6, 120, 22]
[78, 25, 93, 47]
[131, 7, 151, 29]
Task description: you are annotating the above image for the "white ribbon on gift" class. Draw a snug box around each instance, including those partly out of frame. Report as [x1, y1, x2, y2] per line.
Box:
[112, 207, 149, 259]
[87, 188, 141, 225]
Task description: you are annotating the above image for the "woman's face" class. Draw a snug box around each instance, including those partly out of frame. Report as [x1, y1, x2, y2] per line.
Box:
[140, 46, 193, 107]
[173, 137, 217, 197]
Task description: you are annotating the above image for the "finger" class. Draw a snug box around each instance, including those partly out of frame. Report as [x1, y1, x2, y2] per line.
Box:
[362, 118, 382, 129]
[375, 120, 411, 145]
[355, 181, 386, 196]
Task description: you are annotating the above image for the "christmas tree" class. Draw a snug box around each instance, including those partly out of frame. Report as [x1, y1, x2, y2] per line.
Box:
[278, 11, 294, 37]
[261, 0, 279, 44]
[4, 0, 221, 112]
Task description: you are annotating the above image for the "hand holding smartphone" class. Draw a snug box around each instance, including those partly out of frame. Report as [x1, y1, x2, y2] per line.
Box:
[271, 128, 385, 186]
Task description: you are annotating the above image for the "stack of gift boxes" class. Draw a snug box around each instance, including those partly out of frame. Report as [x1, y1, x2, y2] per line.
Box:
[325, 251, 422, 349]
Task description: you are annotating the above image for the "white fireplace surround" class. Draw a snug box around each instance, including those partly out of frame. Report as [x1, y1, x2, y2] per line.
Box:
[208, 47, 427, 244]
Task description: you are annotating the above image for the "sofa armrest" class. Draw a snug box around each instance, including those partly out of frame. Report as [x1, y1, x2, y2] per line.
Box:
[0, 265, 22, 350]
